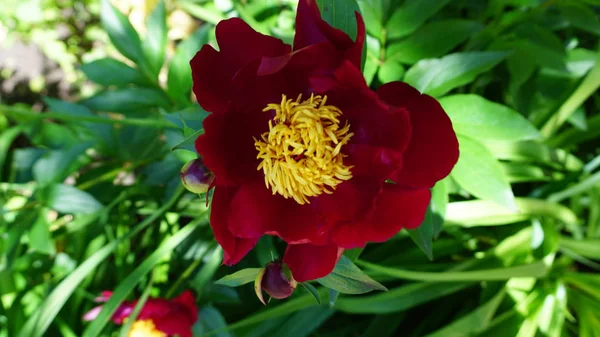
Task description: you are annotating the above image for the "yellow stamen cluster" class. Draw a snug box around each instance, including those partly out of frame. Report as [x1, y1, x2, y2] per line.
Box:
[128, 320, 166, 337]
[255, 94, 354, 204]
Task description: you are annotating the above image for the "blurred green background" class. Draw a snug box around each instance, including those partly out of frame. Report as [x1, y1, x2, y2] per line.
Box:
[1, 0, 600, 336]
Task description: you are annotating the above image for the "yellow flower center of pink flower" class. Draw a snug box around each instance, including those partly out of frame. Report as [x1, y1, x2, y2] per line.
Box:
[127, 320, 166, 337]
[255, 94, 354, 204]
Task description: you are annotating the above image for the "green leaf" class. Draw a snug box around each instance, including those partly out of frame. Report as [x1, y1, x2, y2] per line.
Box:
[377, 58, 405, 83]
[300, 283, 322, 305]
[386, 20, 483, 64]
[356, 0, 384, 39]
[215, 268, 263, 287]
[167, 25, 211, 105]
[315, 0, 361, 41]
[172, 129, 203, 152]
[43, 97, 94, 117]
[37, 184, 103, 214]
[80, 58, 145, 87]
[335, 282, 470, 314]
[81, 221, 202, 337]
[567, 106, 587, 130]
[431, 180, 448, 236]
[407, 211, 436, 260]
[495, 40, 566, 71]
[425, 290, 506, 337]
[317, 256, 387, 294]
[567, 48, 598, 78]
[81, 87, 171, 113]
[404, 51, 509, 97]
[363, 35, 381, 85]
[328, 288, 340, 307]
[344, 247, 364, 261]
[439, 94, 540, 141]
[451, 135, 516, 210]
[100, 0, 143, 62]
[385, 0, 452, 39]
[406, 179, 448, 258]
[29, 208, 56, 255]
[32, 143, 90, 186]
[0, 125, 24, 175]
[195, 306, 232, 337]
[559, 3, 600, 36]
[143, 0, 167, 76]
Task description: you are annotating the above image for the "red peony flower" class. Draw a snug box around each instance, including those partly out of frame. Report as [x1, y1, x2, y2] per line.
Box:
[190, 0, 459, 282]
[83, 291, 197, 337]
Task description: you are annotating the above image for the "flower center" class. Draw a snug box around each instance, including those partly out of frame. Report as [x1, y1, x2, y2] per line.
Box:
[127, 320, 166, 337]
[255, 94, 354, 204]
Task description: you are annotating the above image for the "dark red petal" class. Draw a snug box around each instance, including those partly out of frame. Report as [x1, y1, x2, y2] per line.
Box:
[294, 0, 365, 68]
[283, 243, 343, 282]
[195, 110, 266, 187]
[191, 18, 290, 114]
[314, 177, 381, 225]
[154, 312, 194, 337]
[137, 299, 174, 320]
[332, 185, 431, 248]
[172, 291, 198, 323]
[216, 18, 290, 69]
[210, 186, 259, 265]
[378, 82, 459, 189]
[233, 42, 342, 113]
[227, 180, 327, 245]
[312, 61, 411, 180]
[190, 45, 233, 113]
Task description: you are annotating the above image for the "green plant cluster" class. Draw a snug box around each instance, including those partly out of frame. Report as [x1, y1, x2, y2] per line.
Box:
[1, 0, 600, 336]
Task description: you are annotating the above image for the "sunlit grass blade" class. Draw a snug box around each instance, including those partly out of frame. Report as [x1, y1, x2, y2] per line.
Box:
[560, 237, 600, 260]
[425, 289, 506, 337]
[541, 51, 600, 137]
[334, 282, 471, 314]
[17, 187, 183, 337]
[81, 216, 205, 337]
[357, 258, 550, 282]
[118, 274, 154, 337]
[445, 198, 578, 227]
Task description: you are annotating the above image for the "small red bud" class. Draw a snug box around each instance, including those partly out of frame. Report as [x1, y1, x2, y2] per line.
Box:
[180, 158, 214, 194]
[255, 261, 297, 304]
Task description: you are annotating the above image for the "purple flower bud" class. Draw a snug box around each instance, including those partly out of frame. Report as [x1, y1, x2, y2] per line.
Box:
[256, 261, 297, 303]
[179, 158, 214, 194]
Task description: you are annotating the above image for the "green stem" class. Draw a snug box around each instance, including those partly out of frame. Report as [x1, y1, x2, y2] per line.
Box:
[77, 166, 125, 191]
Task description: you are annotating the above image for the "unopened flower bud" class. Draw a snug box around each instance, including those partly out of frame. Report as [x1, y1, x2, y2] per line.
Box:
[180, 158, 214, 194]
[255, 261, 297, 304]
